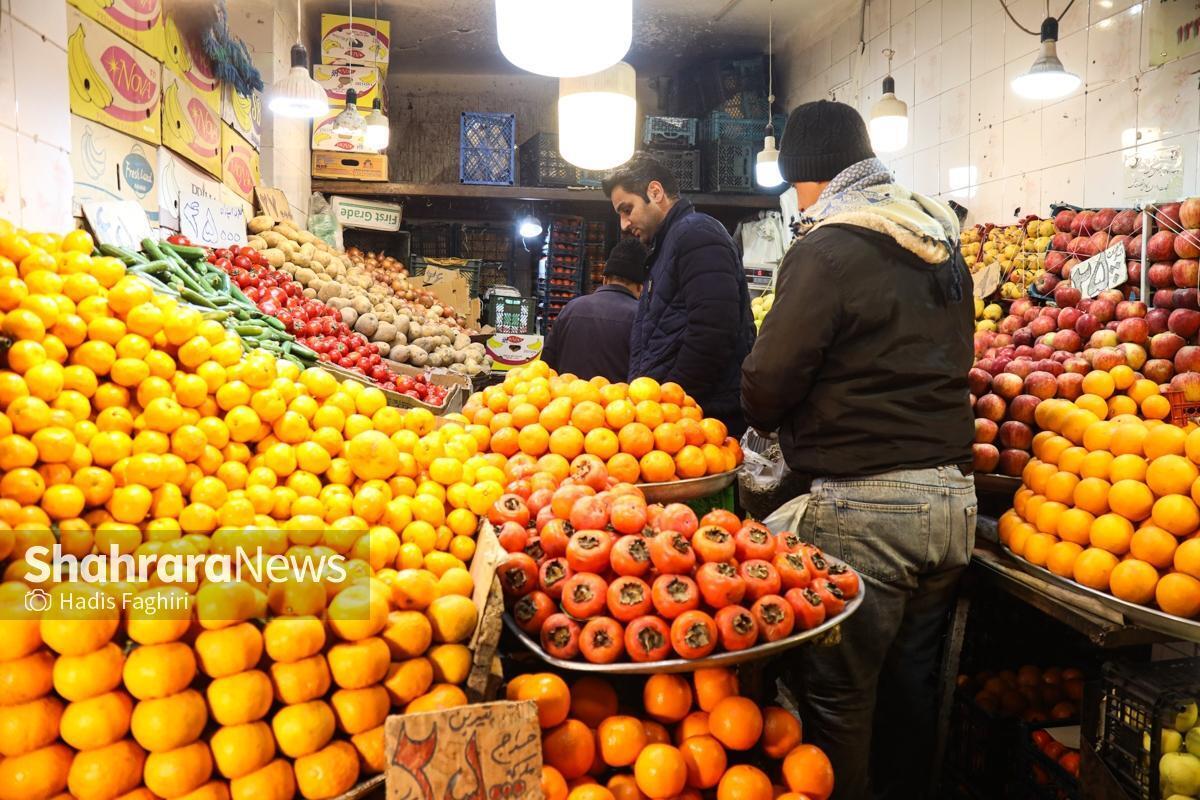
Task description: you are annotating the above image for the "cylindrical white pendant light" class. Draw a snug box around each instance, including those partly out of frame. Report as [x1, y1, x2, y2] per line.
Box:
[496, 0, 632, 77]
[870, 75, 909, 153]
[558, 62, 636, 171]
[364, 98, 389, 151]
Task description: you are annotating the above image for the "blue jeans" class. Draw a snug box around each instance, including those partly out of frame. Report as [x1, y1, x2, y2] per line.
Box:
[791, 466, 977, 800]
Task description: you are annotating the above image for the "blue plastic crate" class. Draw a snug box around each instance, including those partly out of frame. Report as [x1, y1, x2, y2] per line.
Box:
[460, 112, 516, 186]
[646, 148, 701, 193]
[700, 112, 787, 146]
[643, 116, 698, 148]
[703, 142, 754, 194]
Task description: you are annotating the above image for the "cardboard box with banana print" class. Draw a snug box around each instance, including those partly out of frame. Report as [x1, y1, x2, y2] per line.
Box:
[160, 68, 222, 177]
[163, 13, 219, 113]
[221, 83, 262, 150]
[67, 0, 165, 62]
[67, 8, 162, 145]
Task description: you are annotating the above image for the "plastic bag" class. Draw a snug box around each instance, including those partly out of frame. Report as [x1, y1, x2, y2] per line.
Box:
[763, 493, 810, 536]
[307, 192, 337, 248]
[741, 212, 786, 267]
[738, 428, 786, 494]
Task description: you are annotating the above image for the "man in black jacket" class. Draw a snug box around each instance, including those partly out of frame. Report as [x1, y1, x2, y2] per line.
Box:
[741, 102, 976, 800]
[603, 153, 755, 435]
[542, 238, 646, 382]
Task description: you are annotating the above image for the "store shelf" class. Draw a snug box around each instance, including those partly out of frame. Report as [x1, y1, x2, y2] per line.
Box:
[310, 180, 784, 209]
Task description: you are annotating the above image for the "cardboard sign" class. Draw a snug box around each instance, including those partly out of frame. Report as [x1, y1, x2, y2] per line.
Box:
[179, 193, 246, 248]
[321, 14, 390, 66]
[82, 200, 154, 251]
[419, 266, 471, 312]
[1147, 0, 1200, 67]
[972, 261, 1002, 299]
[468, 524, 505, 651]
[163, 14, 218, 110]
[221, 84, 263, 149]
[67, 9, 162, 145]
[331, 195, 401, 231]
[1071, 243, 1128, 299]
[161, 70, 222, 176]
[157, 147, 221, 232]
[313, 64, 382, 106]
[312, 151, 388, 181]
[385, 701, 541, 800]
[67, 0, 165, 61]
[71, 115, 158, 223]
[220, 124, 260, 204]
[255, 187, 294, 223]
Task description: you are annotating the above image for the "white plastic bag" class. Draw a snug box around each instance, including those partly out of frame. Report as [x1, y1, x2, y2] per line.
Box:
[738, 429, 786, 494]
[763, 493, 811, 536]
[741, 212, 786, 267]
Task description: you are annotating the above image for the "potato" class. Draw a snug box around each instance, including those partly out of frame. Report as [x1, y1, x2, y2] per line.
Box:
[326, 297, 349, 310]
[340, 307, 358, 327]
[317, 283, 342, 302]
[295, 268, 317, 286]
[409, 349, 429, 368]
[261, 231, 285, 248]
[247, 236, 268, 251]
[248, 215, 275, 234]
[261, 248, 286, 267]
[375, 322, 397, 343]
[351, 295, 372, 315]
[389, 344, 410, 362]
[355, 313, 379, 338]
[302, 288, 317, 299]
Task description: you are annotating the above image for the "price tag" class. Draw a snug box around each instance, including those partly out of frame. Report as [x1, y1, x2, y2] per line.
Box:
[1069, 242, 1127, 299]
[331, 195, 402, 231]
[179, 193, 247, 248]
[254, 187, 293, 223]
[82, 200, 154, 251]
[972, 262, 1002, 299]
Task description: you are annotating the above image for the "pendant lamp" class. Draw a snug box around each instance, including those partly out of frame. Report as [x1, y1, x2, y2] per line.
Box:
[869, 49, 908, 153]
[333, 88, 366, 136]
[269, 0, 329, 118]
[558, 62, 637, 171]
[1011, 17, 1080, 100]
[756, 0, 784, 188]
[496, 0, 632, 77]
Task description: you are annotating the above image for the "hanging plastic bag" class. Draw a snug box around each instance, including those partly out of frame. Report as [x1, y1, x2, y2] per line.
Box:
[738, 428, 786, 495]
[307, 192, 337, 248]
[741, 212, 786, 267]
[763, 493, 811, 536]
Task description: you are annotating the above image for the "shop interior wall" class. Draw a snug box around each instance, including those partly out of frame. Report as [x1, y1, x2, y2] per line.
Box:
[776, 0, 1200, 226]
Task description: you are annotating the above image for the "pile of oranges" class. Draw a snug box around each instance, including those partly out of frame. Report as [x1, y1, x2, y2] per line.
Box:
[510, 670, 834, 800]
[462, 362, 744, 485]
[999, 395, 1200, 619]
[0, 220, 493, 799]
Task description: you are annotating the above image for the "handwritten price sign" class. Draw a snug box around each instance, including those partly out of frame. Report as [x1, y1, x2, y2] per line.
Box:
[1069, 242, 1127, 299]
[386, 701, 541, 800]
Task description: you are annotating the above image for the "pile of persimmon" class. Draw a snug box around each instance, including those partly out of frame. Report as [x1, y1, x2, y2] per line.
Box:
[508, 669, 835, 800]
[494, 460, 860, 664]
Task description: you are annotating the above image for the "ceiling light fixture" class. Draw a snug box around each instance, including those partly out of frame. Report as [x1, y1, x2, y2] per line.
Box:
[756, 0, 783, 188]
[269, 0, 329, 118]
[495, 0, 632, 77]
[869, 45, 909, 152]
[333, 88, 366, 136]
[1009, 15, 1081, 100]
[518, 215, 543, 238]
[558, 61, 637, 171]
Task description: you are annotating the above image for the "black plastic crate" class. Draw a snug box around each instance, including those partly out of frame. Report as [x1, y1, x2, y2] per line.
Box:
[1018, 728, 1081, 800]
[460, 225, 513, 261]
[703, 142, 753, 193]
[716, 91, 770, 119]
[407, 223, 457, 258]
[460, 112, 516, 186]
[1098, 658, 1200, 800]
[643, 116, 699, 148]
[520, 133, 589, 188]
[700, 112, 788, 146]
[696, 56, 767, 114]
[478, 261, 510, 296]
[646, 148, 701, 192]
[487, 295, 536, 334]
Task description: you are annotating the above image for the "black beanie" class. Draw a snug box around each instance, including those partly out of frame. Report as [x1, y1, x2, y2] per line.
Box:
[777, 100, 876, 183]
[604, 238, 648, 283]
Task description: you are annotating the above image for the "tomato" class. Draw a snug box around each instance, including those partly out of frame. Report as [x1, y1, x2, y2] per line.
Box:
[670, 610, 718, 659]
[499, 553, 539, 597]
[800, 544, 830, 580]
[538, 558, 573, 600]
[569, 496, 610, 530]
[540, 613, 581, 659]
[522, 536, 545, 564]
[651, 575, 700, 620]
[624, 616, 672, 662]
[1041, 741, 1066, 761]
[1030, 730, 1053, 749]
[566, 529, 614, 574]
[513, 591, 555, 635]
[695, 562, 745, 609]
[648, 530, 696, 575]
[562, 573, 609, 619]
[714, 605, 758, 651]
[540, 518, 571, 557]
[699, 509, 742, 535]
[774, 552, 812, 590]
[734, 523, 776, 561]
[692, 526, 736, 563]
[167, 234, 192, 246]
[232, 255, 252, 269]
[607, 575, 653, 622]
[496, 521, 529, 554]
[810, 578, 847, 617]
[751, 595, 795, 642]
[610, 495, 649, 535]
[785, 587, 827, 631]
[658, 503, 699, 538]
[1057, 751, 1080, 778]
[610, 535, 652, 577]
[490, 493, 531, 527]
[826, 563, 860, 599]
[739, 560, 782, 603]
[528, 488, 555, 516]
[580, 617, 625, 664]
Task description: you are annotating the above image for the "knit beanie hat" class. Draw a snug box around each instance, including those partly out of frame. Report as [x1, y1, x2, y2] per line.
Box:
[777, 100, 876, 183]
[604, 238, 648, 283]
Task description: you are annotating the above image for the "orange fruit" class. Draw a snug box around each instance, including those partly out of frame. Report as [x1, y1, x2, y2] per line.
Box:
[679, 735, 726, 790]
[1073, 547, 1120, 591]
[1151, 494, 1200, 537]
[619, 423, 655, 459]
[1109, 423, 1148, 456]
[1022, 533, 1057, 567]
[781, 744, 835, 799]
[585, 428, 620, 461]
[633, 743, 687, 800]
[1072, 477, 1111, 516]
[544, 766, 570, 800]
[1046, 541, 1083, 577]
[1082, 371, 1115, 399]
[598, 716, 648, 767]
[1108, 480, 1154, 522]
[707, 696, 762, 751]
[1025, 462, 1057, 494]
[1056, 508, 1095, 546]
[1143, 423, 1187, 459]
[1044, 471, 1079, 504]
[1057, 446, 1087, 475]
[639, 451, 676, 483]
[544, 720, 596, 780]
[1155, 573, 1200, 618]
[1109, 454, 1148, 483]
[760, 707, 802, 759]
[569, 786, 615, 800]
[1108, 558, 1159, 605]
[1083, 421, 1116, 452]
[716, 764, 773, 800]
[607, 453, 641, 484]
[1090, 513, 1135, 554]
[674, 711, 710, 743]
[1175, 538, 1200, 579]
[1129, 526, 1178, 569]
[1033, 502, 1066, 535]
[1141, 394, 1171, 420]
[643, 674, 692, 723]
[1078, 451, 1114, 480]
[692, 668, 738, 712]
[1148, 455, 1200, 497]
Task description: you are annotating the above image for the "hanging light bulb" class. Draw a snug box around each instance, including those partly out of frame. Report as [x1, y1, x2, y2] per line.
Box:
[365, 98, 389, 151]
[518, 215, 543, 238]
[870, 50, 908, 153]
[496, 0, 631, 77]
[1011, 17, 1080, 100]
[332, 88, 366, 136]
[269, 0, 329, 118]
[558, 62, 636, 171]
[756, 1, 784, 188]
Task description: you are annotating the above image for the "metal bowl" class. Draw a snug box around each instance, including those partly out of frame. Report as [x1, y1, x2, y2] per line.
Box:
[636, 469, 740, 504]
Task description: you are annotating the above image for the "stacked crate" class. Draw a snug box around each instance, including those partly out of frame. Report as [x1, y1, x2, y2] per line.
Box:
[542, 215, 585, 329]
[700, 112, 787, 194]
[460, 224, 514, 297]
[584, 222, 607, 291]
[643, 117, 701, 194]
[520, 133, 604, 188]
[460, 112, 516, 185]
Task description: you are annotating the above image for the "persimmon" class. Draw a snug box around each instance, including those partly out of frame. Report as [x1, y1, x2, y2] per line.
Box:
[751, 596, 795, 642]
[544, 719, 596, 779]
[607, 576, 653, 622]
[570, 496, 610, 531]
[699, 510, 742, 535]
[499, 553, 538, 597]
[649, 530, 696, 575]
[607, 774, 644, 800]
[562, 573, 609, 620]
[513, 591, 555, 636]
[785, 588, 827, 631]
[539, 558, 573, 600]
[761, 707, 803, 758]
[643, 674, 693, 723]
[540, 614, 581, 660]
[633, 743, 687, 799]
[825, 563, 860, 599]
[570, 677, 618, 727]
[611, 535, 652, 578]
[696, 562, 746, 608]
[693, 526, 736, 563]
[708, 696, 763, 751]
[670, 610, 718, 659]
[641, 720, 670, 745]
[774, 552, 812, 590]
[598, 716, 648, 767]
[567, 530, 614, 574]
[541, 519, 572, 559]
[651, 575, 700, 620]
[625, 616, 671, 663]
[692, 668, 739, 712]
[740, 561, 782, 603]
[734, 523, 776, 561]
[611, 495, 649, 535]
[659, 504, 699, 538]
[810, 580, 846, 617]
[781, 744, 834, 800]
[580, 617, 625, 664]
[714, 606, 758, 651]
[679, 734, 726, 789]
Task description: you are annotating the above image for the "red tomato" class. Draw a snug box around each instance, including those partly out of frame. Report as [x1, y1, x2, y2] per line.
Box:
[695, 561, 746, 609]
[540, 613, 581, 659]
[607, 575, 653, 622]
[513, 591, 555, 635]
[810, 578, 847, 617]
[610, 495, 649, 535]
[499, 553, 538, 597]
[751, 595, 795, 642]
[569, 496, 610, 530]
[714, 605, 758, 651]
[774, 551, 812, 590]
[1030, 730, 1053, 749]
[670, 610, 718, 659]
[658, 503, 699, 538]
[739, 560, 782, 603]
[538, 557, 572, 600]
[496, 521, 529, 554]
[490, 494, 531, 527]
[699, 509, 742, 535]
[1057, 751, 1080, 778]
[1041, 741, 1066, 761]
[826, 563, 860, 599]
[624, 616, 672, 662]
[566, 529, 614, 574]
[610, 535, 652, 577]
[651, 574, 701, 620]
[785, 587, 827, 631]
[734, 523, 777, 561]
[648, 530, 696, 575]
[580, 617, 625, 664]
[540, 518, 571, 558]
[692, 526, 736, 563]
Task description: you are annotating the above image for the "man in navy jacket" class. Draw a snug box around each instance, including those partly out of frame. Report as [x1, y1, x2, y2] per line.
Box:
[602, 153, 755, 435]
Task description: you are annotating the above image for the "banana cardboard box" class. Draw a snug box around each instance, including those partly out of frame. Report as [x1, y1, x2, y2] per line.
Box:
[320, 14, 390, 66]
[311, 108, 372, 153]
[313, 64, 382, 107]
[156, 146, 220, 232]
[67, 8, 161, 145]
[220, 123, 260, 205]
[160, 68, 221, 176]
[67, 0, 165, 62]
[220, 84, 262, 150]
[163, 14, 219, 113]
[70, 115, 158, 223]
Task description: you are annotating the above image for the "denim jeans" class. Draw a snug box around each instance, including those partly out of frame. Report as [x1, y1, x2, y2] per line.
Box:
[788, 466, 977, 800]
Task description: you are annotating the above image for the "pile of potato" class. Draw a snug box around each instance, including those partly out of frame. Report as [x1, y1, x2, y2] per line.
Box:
[246, 215, 492, 376]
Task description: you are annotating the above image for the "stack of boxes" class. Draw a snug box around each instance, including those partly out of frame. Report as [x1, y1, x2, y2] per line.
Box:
[642, 117, 701, 193]
[542, 215, 585, 329]
[66, 1, 263, 235]
[310, 14, 390, 182]
[584, 222, 607, 291]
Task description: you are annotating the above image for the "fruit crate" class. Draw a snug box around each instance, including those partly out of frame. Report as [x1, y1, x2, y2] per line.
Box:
[1016, 729, 1081, 800]
[699, 112, 788, 146]
[703, 142, 754, 194]
[643, 116, 699, 148]
[460, 224, 514, 262]
[1163, 389, 1200, 427]
[519, 133, 602, 188]
[407, 223, 457, 258]
[646, 148, 701, 193]
[409, 256, 482, 297]
[696, 56, 767, 115]
[478, 261, 510, 296]
[715, 91, 771, 119]
[486, 295, 536, 334]
[586, 221, 607, 243]
[1096, 657, 1200, 800]
[460, 111, 516, 186]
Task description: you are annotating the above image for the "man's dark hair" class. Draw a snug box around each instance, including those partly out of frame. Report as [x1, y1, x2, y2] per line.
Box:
[602, 152, 680, 201]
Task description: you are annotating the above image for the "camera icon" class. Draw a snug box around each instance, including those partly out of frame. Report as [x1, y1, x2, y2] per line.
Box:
[24, 589, 51, 613]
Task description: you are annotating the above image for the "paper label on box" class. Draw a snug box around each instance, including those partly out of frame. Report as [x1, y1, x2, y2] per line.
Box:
[320, 14, 390, 65]
[82, 199, 154, 250]
[67, 0, 165, 61]
[157, 147, 221, 232]
[221, 84, 262, 149]
[164, 15, 219, 111]
[71, 115, 159, 223]
[161, 70, 221, 175]
[67, 9, 162, 145]
[220, 123, 260, 204]
[219, 186, 254, 229]
[179, 192, 245, 248]
[331, 195, 401, 231]
[486, 334, 544, 370]
[312, 110, 372, 153]
[313, 64, 381, 106]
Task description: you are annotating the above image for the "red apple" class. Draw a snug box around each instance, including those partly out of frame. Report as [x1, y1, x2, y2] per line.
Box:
[1099, 288, 1125, 305]
[1180, 198, 1200, 229]
[973, 443, 1001, 473]
[1029, 316, 1056, 337]
[1041, 307, 1062, 322]
[1176, 232, 1200, 260]
[1106, 321, 1121, 331]
[1036, 272, 1060, 295]
[1092, 347, 1127, 370]
[1150, 261, 1176, 288]
[1045, 251, 1068, 275]
[1074, 313, 1101, 339]
[1008, 394, 1041, 424]
[999, 449, 1031, 477]
[1175, 288, 1200, 310]
[1013, 329, 1035, 348]
[1119, 342, 1147, 369]
[1146, 307, 1171, 334]
[1051, 329, 1081, 352]
[1023, 371, 1058, 399]
[1051, 232, 1073, 252]
[1154, 202, 1183, 230]
[1150, 332, 1186, 360]
[1000, 421, 1034, 450]
[993, 372, 1026, 399]
[1090, 299, 1116, 323]
[1089, 330, 1119, 348]
[1093, 208, 1117, 231]
[1175, 346, 1200, 373]
[1148, 231, 1177, 261]
[1055, 209, 1076, 232]
[1032, 343, 1055, 360]
[1156, 289, 1178, 309]
[1023, 307, 1041, 323]
[1116, 300, 1147, 319]
[1128, 260, 1142, 284]
[1071, 237, 1097, 258]
[1112, 209, 1140, 235]
[1072, 211, 1094, 236]
[1063, 258, 1080, 280]
[1172, 372, 1200, 402]
[1126, 236, 1143, 259]
[1090, 230, 1112, 252]
[1143, 358, 1175, 384]
[1036, 359, 1064, 377]
[974, 417, 999, 444]
[1170, 308, 1200, 338]
[1057, 372, 1085, 399]
[1000, 314, 1024, 334]
[1063, 356, 1090, 374]
[968, 367, 992, 395]
[975, 393, 1007, 422]
[1054, 284, 1082, 309]
[1174, 258, 1200, 286]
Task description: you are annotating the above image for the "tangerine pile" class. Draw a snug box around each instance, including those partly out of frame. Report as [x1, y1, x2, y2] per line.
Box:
[462, 362, 744, 485]
[510, 670, 834, 800]
[999, 396, 1200, 619]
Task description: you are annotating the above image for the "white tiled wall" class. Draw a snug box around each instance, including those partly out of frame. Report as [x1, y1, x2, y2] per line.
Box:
[779, 0, 1200, 225]
[0, 0, 73, 231]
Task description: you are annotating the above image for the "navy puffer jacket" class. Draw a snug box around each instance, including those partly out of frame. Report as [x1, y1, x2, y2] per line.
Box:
[628, 199, 756, 434]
